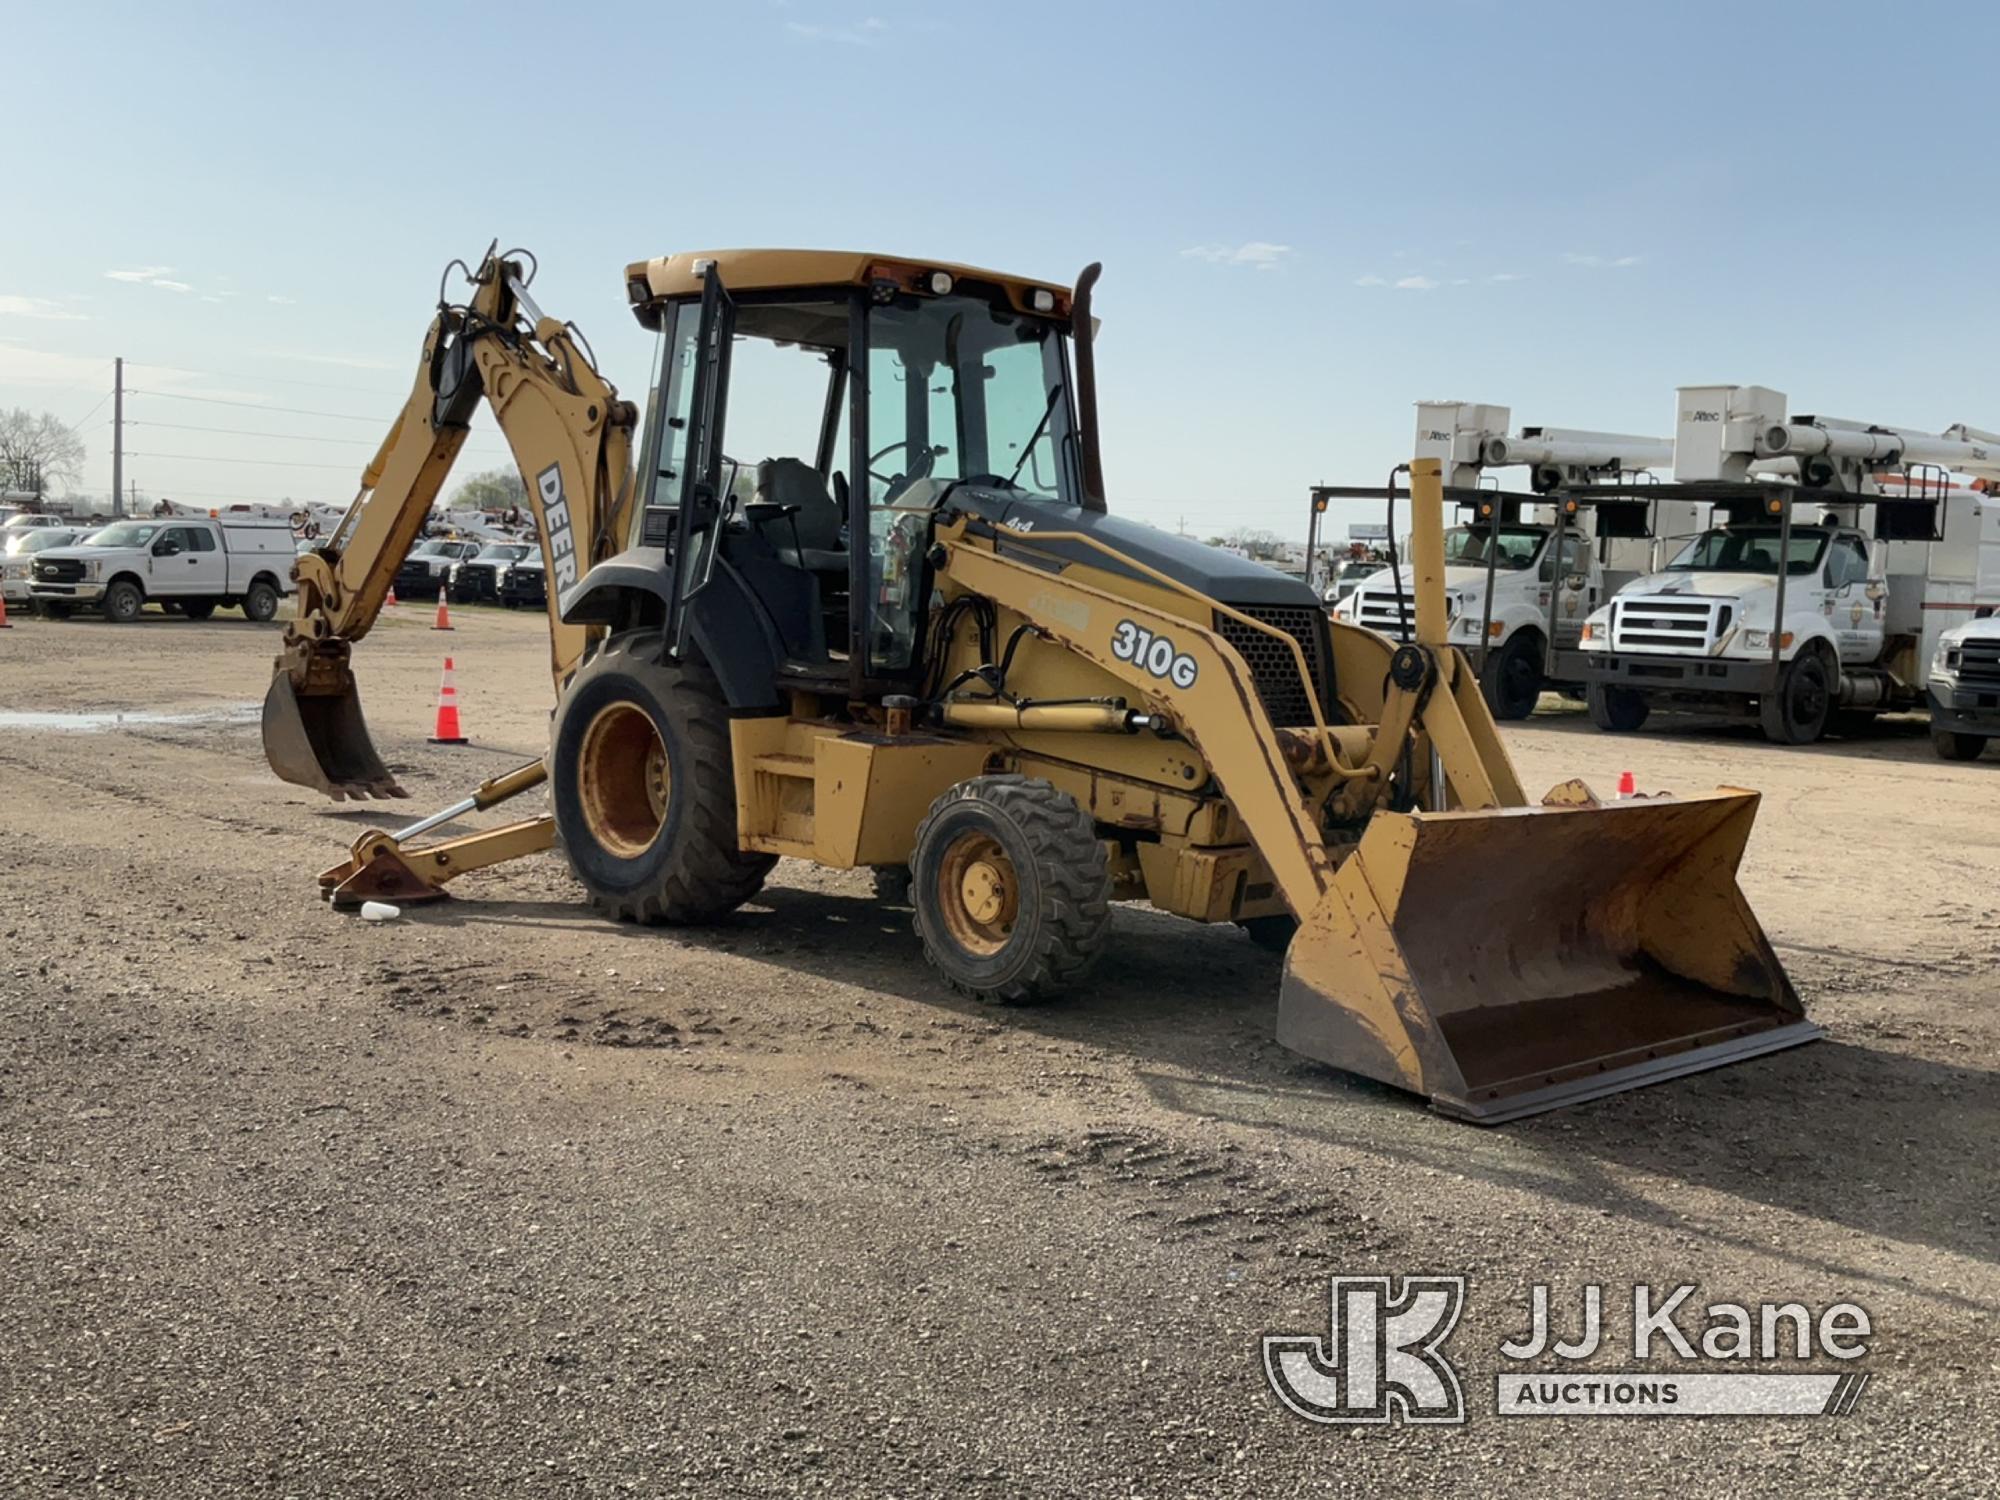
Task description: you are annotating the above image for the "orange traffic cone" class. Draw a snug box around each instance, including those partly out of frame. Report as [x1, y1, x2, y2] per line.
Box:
[432, 585, 453, 631]
[385, 583, 398, 608]
[1617, 770, 1637, 799]
[0, 591, 12, 628]
[428, 657, 468, 744]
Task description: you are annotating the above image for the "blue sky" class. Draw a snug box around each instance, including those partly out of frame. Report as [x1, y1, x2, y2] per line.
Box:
[3, 0, 1995, 540]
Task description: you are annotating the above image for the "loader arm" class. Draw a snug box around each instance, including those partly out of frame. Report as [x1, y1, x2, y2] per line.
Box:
[265, 250, 638, 799]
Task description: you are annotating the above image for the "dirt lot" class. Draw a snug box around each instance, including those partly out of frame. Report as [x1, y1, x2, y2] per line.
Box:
[2, 604, 1995, 1497]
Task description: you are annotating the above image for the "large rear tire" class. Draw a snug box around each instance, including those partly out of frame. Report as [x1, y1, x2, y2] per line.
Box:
[1479, 631, 1544, 721]
[550, 631, 774, 923]
[1586, 682, 1649, 733]
[1758, 650, 1832, 745]
[911, 775, 1111, 1004]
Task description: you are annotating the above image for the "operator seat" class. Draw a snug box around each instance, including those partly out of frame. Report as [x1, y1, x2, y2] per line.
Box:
[753, 458, 847, 574]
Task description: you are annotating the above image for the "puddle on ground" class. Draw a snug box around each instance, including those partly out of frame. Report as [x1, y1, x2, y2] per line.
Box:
[0, 704, 261, 733]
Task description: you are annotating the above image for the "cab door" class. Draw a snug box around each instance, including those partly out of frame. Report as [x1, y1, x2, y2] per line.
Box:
[660, 265, 735, 657]
[1826, 533, 1882, 664]
[150, 526, 222, 595]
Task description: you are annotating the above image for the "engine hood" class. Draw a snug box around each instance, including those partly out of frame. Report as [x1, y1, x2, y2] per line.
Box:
[1941, 614, 2000, 646]
[947, 489, 1317, 608]
[1618, 570, 1783, 603]
[1352, 564, 1534, 597]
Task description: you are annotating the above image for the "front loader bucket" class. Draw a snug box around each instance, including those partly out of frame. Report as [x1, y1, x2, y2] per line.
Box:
[262, 673, 405, 801]
[1278, 789, 1818, 1123]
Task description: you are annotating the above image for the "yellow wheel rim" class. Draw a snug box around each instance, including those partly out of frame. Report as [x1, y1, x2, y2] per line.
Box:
[577, 701, 671, 858]
[935, 831, 1019, 957]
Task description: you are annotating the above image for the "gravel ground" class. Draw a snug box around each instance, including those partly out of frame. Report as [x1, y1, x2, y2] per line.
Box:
[1, 605, 1995, 1497]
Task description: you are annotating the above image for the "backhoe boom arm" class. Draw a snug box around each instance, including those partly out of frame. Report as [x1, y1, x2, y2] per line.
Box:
[264, 249, 638, 800]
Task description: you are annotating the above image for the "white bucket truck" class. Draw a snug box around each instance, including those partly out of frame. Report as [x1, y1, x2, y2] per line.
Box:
[1329, 401, 1684, 719]
[1574, 385, 2000, 746]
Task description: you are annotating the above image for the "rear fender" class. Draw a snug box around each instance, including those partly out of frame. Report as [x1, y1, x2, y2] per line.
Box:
[560, 549, 783, 711]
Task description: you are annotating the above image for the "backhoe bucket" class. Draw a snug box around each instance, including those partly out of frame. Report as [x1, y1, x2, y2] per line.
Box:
[1278, 788, 1817, 1123]
[262, 672, 405, 801]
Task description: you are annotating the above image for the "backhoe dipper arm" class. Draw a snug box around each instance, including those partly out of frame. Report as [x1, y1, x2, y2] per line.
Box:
[265, 250, 637, 801]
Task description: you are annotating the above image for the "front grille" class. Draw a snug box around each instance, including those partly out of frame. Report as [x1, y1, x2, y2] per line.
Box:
[1353, 589, 1414, 640]
[1960, 640, 2000, 687]
[501, 570, 545, 601]
[34, 558, 83, 583]
[1216, 605, 1328, 727]
[1611, 596, 1720, 653]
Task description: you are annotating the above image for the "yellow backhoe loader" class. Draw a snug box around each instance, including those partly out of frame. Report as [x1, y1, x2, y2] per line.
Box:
[265, 245, 1820, 1121]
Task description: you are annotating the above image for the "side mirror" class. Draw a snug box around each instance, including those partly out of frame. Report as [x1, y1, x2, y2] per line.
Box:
[155, 538, 182, 557]
[1564, 572, 1588, 591]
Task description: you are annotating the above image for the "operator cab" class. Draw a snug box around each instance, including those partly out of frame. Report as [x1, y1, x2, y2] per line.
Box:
[619, 251, 1085, 695]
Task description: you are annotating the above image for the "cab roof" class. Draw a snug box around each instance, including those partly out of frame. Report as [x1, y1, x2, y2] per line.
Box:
[623, 249, 1075, 327]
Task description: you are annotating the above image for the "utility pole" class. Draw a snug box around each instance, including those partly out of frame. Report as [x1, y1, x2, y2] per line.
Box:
[111, 357, 124, 518]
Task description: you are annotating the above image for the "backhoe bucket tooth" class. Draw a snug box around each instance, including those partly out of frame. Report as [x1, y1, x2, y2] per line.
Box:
[262, 674, 405, 801]
[1277, 788, 1818, 1123]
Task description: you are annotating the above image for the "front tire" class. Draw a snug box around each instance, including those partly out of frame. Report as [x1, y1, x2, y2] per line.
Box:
[1933, 728, 1988, 762]
[911, 775, 1111, 1004]
[550, 630, 773, 924]
[1758, 650, 1832, 745]
[1479, 631, 1544, 721]
[1586, 682, 1650, 733]
[103, 579, 144, 623]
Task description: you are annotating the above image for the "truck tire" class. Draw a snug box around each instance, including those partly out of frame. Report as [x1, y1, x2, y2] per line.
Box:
[1586, 682, 1649, 733]
[1479, 631, 1544, 721]
[1932, 728, 1988, 762]
[242, 580, 280, 622]
[103, 579, 144, 623]
[911, 775, 1111, 1005]
[550, 630, 773, 924]
[181, 598, 217, 621]
[1758, 650, 1832, 745]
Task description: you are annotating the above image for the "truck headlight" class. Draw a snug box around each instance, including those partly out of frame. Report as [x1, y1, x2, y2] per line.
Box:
[85, 559, 102, 580]
[1934, 642, 1960, 677]
[1742, 629, 1795, 651]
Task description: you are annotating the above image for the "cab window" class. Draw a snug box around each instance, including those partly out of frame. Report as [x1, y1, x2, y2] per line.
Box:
[1827, 536, 1869, 588]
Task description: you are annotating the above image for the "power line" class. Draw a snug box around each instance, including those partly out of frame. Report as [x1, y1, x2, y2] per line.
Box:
[125, 388, 390, 423]
[124, 449, 365, 471]
[127, 417, 511, 454]
[126, 359, 406, 397]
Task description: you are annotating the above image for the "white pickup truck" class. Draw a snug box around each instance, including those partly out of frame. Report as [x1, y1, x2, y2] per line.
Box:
[1928, 615, 2000, 760]
[30, 515, 294, 623]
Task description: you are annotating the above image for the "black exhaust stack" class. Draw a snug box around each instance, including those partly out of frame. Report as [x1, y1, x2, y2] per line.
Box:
[1071, 262, 1107, 513]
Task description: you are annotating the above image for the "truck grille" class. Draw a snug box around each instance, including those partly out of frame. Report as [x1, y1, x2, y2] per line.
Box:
[1215, 605, 1329, 728]
[1351, 589, 1414, 641]
[1611, 596, 1725, 653]
[33, 558, 83, 584]
[1959, 639, 2000, 687]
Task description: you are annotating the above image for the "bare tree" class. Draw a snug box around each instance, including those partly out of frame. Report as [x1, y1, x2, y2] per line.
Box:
[449, 467, 527, 511]
[0, 408, 86, 495]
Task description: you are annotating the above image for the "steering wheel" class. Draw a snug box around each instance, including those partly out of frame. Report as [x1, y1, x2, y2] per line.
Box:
[867, 439, 939, 501]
